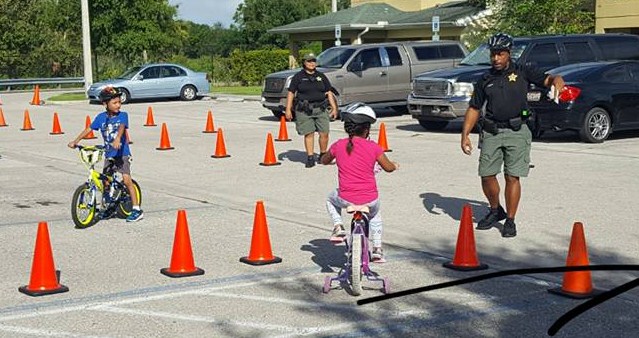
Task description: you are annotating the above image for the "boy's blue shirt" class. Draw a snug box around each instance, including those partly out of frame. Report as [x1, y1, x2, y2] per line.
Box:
[91, 111, 131, 158]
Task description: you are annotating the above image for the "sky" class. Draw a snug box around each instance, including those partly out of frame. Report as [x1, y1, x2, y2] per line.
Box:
[168, 0, 244, 28]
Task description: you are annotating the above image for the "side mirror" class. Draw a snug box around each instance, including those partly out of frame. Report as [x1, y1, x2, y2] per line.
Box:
[135, 75, 144, 81]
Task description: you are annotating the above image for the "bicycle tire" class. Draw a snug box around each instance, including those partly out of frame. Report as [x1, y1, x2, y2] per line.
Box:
[71, 183, 97, 229]
[116, 179, 142, 218]
[350, 233, 363, 296]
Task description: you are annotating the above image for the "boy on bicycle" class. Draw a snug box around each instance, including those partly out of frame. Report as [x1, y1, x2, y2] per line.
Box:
[320, 103, 398, 262]
[68, 86, 143, 222]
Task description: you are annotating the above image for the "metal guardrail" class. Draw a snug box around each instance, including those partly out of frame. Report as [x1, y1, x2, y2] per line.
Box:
[0, 77, 85, 90]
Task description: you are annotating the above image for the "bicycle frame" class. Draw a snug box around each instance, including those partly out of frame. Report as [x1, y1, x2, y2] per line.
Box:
[323, 208, 389, 296]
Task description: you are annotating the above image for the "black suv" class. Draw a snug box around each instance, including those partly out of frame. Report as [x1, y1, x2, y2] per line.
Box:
[407, 33, 639, 130]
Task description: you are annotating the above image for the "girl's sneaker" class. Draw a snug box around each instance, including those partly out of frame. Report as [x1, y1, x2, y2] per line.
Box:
[371, 247, 386, 263]
[330, 224, 346, 243]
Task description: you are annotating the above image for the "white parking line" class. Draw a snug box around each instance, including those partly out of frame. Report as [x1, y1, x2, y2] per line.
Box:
[0, 323, 115, 337]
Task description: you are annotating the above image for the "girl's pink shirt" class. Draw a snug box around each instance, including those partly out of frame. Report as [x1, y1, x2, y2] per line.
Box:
[329, 137, 384, 204]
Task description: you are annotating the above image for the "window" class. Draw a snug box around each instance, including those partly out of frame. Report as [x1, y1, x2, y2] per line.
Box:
[595, 37, 639, 60]
[385, 47, 403, 66]
[413, 46, 439, 60]
[564, 42, 595, 63]
[602, 65, 631, 83]
[140, 66, 160, 79]
[360, 49, 382, 69]
[527, 43, 560, 69]
[439, 45, 465, 58]
[161, 66, 185, 78]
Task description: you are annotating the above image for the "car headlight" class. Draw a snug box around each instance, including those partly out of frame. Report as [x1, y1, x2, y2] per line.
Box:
[452, 82, 474, 97]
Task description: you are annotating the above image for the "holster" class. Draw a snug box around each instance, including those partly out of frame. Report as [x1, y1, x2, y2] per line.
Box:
[508, 116, 522, 131]
[479, 117, 498, 135]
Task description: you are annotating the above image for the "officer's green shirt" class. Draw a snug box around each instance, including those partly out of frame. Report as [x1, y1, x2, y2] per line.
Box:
[469, 61, 547, 121]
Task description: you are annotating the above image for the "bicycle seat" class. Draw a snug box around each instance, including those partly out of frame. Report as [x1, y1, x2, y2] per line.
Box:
[346, 205, 369, 214]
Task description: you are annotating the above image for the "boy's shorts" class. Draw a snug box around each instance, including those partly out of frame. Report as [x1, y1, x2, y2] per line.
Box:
[295, 108, 330, 135]
[103, 156, 132, 176]
[478, 124, 532, 178]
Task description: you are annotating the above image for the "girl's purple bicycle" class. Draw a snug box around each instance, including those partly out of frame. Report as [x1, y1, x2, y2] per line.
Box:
[323, 205, 390, 296]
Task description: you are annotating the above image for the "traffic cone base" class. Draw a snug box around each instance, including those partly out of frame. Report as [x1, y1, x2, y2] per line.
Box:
[240, 256, 282, 266]
[19, 269, 68, 296]
[548, 286, 603, 299]
[443, 204, 488, 271]
[160, 267, 205, 278]
[211, 154, 230, 158]
[259, 162, 281, 167]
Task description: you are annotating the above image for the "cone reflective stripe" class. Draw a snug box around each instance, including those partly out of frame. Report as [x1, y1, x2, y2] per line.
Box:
[275, 116, 291, 141]
[84, 116, 97, 139]
[161, 210, 204, 278]
[211, 128, 230, 158]
[377, 122, 392, 152]
[549, 222, 603, 298]
[443, 204, 488, 271]
[260, 133, 281, 166]
[49, 112, 64, 135]
[156, 123, 174, 150]
[19, 222, 69, 296]
[21, 109, 34, 131]
[0, 107, 8, 127]
[203, 110, 216, 133]
[144, 106, 156, 126]
[30, 85, 42, 105]
[240, 201, 282, 265]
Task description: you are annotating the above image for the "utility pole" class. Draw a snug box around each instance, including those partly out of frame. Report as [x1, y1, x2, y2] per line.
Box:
[81, 0, 93, 89]
[332, 0, 337, 12]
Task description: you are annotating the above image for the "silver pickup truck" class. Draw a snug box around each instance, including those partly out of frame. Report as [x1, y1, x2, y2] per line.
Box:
[261, 41, 467, 117]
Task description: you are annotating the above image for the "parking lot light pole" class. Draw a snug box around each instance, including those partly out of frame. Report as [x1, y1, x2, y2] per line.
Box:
[81, 0, 94, 89]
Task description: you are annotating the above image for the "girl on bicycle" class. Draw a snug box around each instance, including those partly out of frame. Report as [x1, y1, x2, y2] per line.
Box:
[320, 103, 398, 262]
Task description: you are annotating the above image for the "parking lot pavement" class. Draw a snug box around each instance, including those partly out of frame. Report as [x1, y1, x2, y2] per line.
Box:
[0, 91, 638, 337]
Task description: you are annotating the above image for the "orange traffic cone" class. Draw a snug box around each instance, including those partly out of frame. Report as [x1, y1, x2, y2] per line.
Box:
[144, 106, 156, 126]
[30, 85, 42, 105]
[83, 116, 97, 139]
[240, 201, 282, 265]
[443, 204, 488, 271]
[260, 133, 281, 166]
[377, 122, 392, 152]
[19, 222, 69, 296]
[156, 123, 174, 150]
[49, 112, 64, 135]
[160, 210, 205, 278]
[0, 107, 8, 127]
[211, 128, 230, 158]
[548, 222, 603, 298]
[202, 110, 216, 133]
[275, 116, 291, 141]
[21, 109, 34, 131]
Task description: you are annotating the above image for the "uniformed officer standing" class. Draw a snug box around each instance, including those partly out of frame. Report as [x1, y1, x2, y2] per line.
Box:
[285, 53, 338, 168]
[461, 33, 565, 238]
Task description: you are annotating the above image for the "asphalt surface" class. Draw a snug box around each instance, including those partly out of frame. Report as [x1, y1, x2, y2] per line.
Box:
[0, 91, 638, 337]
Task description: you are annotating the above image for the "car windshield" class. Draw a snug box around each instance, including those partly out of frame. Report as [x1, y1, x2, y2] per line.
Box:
[459, 43, 528, 66]
[317, 48, 356, 68]
[117, 66, 142, 79]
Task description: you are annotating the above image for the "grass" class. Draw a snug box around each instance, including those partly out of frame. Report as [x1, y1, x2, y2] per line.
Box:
[210, 86, 262, 96]
[47, 92, 86, 101]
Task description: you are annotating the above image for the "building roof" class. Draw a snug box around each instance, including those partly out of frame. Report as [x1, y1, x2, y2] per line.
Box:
[268, 1, 486, 34]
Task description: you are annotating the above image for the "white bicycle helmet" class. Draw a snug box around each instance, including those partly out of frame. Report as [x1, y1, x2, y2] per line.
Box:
[341, 102, 376, 124]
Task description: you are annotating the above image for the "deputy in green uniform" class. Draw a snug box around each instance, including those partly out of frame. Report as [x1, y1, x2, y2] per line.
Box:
[285, 53, 338, 168]
[461, 33, 565, 238]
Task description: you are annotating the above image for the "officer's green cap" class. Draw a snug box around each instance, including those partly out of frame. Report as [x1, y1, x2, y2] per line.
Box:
[302, 53, 317, 61]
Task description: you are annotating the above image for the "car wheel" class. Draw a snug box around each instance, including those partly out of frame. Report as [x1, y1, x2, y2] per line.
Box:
[579, 107, 611, 143]
[118, 88, 130, 104]
[271, 110, 284, 118]
[418, 119, 448, 131]
[180, 85, 197, 101]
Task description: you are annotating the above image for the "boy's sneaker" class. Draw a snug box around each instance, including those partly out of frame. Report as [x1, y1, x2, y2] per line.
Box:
[330, 224, 346, 243]
[476, 205, 507, 230]
[371, 247, 386, 263]
[305, 155, 315, 168]
[126, 209, 144, 222]
[502, 218, 517, 238]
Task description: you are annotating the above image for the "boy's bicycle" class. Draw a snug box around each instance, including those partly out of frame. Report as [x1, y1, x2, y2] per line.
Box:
[71, 145, 142, 228]
[323, 205, 389, 296]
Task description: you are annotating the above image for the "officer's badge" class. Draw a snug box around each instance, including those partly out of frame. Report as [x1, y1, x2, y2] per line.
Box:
[508, 73, 518, 82]
[316, 76, 322, 81]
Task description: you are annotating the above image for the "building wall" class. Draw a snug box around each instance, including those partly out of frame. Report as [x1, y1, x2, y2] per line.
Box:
[595, 0, 639, 33]
[351, 0, 448, 11]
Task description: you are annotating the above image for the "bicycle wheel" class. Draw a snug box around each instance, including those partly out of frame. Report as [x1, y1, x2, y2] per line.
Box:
[71, 183, 97, 228]
[350, 233, 363, 296]
[116, 179, 141, 218]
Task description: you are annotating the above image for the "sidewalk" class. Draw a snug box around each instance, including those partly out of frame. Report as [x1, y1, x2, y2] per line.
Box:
[208, 93, 262, 102]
